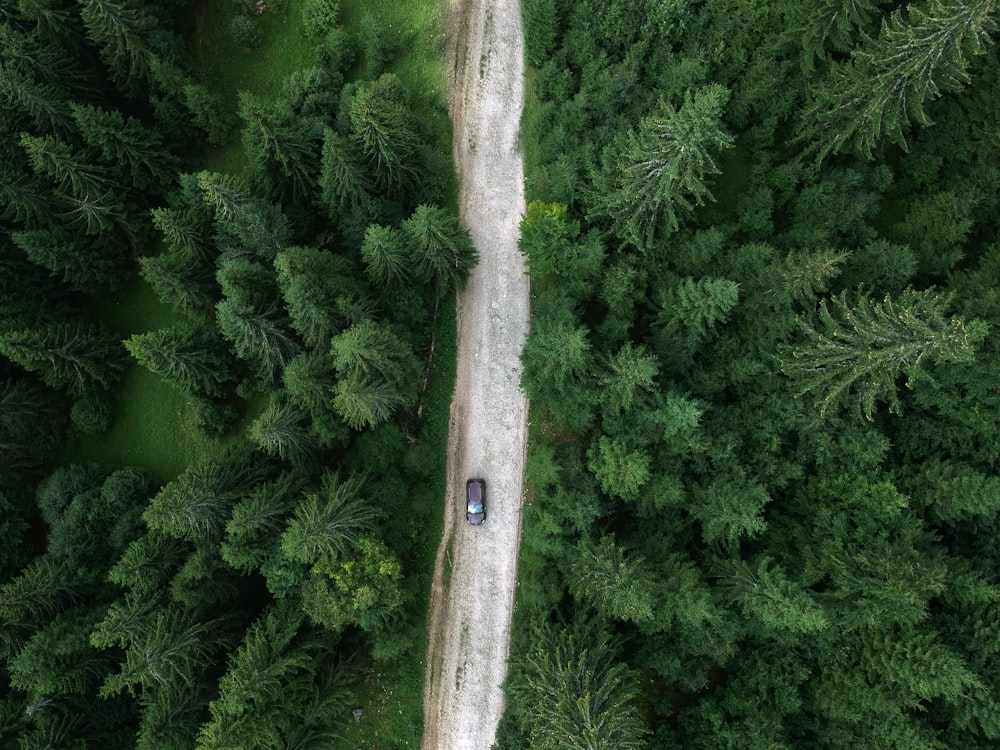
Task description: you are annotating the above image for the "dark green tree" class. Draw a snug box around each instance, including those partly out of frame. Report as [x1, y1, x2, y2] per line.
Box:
[319, 128, 373, 216]
[125, 323, 234, 399]
[329, 319, 420, 402]
[401, 204, 478, 293]
[283, 350, 349, 447]
[71, 102, 176, 189]
[280, 472, 376, 566]
[143, 446, 274, 543]
[0, 376, 64, 478]
[183, 83, 236, 145]
[11, 227, 129, 292]
[249, 395, 318, 462]
[78, 0, 156, 93]
[0, 320, 127, 398]
[139, 250, 217, 319]
[275, 245, 369, 348]
[99, 605, 236, 699]
[569, 536, 659, 628]
[348, 73, 420, 192]
[360, 224, 408, 286]
[222, 472, 305, 573]
[196, 602, 336, 749]
[238, 91, 319, 201]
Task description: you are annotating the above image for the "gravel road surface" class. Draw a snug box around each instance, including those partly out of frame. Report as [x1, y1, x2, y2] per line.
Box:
[420, 0, 529, 748]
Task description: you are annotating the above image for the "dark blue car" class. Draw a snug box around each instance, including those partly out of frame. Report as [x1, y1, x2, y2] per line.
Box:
[466, 478, 486, 525]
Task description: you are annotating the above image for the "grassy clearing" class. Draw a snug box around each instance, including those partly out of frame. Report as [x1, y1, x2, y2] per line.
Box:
[57, 366, 218, 484]
[197, 0, 318, 104]
[57, 279, 217, 482]
[340, 0, 450, 108]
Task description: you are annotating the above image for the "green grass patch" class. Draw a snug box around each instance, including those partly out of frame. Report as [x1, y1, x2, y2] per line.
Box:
[198, 0, 318, 104]
[57, 366, 220, 484]
[340, 0, 449, 109]
[338, 654, 426, 749]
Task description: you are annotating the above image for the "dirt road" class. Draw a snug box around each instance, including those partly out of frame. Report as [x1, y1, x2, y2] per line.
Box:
[420, 0, 528, 748]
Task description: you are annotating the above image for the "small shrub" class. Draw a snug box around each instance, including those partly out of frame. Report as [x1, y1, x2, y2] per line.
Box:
[302, 0, 340, 40]
[318, 29, 358, 75]
[230, 15, 262, 49]
[71, 397, 113, 434]
[194, 398, 239, 440]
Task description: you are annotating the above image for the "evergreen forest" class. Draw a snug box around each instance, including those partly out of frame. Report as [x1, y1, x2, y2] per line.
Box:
[501, 0, 1000, 748]
[0, 0, 468, 746]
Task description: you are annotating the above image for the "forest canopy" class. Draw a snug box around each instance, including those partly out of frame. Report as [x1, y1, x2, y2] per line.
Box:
[0, 0, 465, 746]
[503, 0, 1000, 748]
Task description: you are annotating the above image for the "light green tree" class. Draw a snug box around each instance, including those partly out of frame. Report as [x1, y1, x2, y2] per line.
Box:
[780, 288, 988, 420]
[591, 84, 734, 249]
[799, 0, 999, 162]
[509, 618, 647, 750]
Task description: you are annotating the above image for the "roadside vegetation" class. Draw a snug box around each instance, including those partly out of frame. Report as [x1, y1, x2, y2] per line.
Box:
[0, 0, 457, 746]
[501, 0, 1000, 748]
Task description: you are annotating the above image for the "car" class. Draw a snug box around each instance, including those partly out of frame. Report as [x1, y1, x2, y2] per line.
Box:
[466, 478, 486, 525]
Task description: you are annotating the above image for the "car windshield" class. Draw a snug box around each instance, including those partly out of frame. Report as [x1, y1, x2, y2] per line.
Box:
[468, 502, 483, 513]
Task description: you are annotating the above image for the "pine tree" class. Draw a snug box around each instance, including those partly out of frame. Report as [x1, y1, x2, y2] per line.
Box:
[150, 204, 213, 260]
[689, 474, 770, 545]
[71, 102, 175, 189]
[586, 435, 651, 502]
[319, 128, 373, 216]
[0, 377, 64, 476]
[222, 472, 305, 573]
[139, 250, 217, 319]
[99, 606, 236, 698]
[19, 131, 112, 197]
[509, 618, 647, 750]
[329, 318, 420, 388]
[714, 556, 830, 635]
[12, 226, 129, 292]
[143, 447, 274, 543]
[238, 91, 319, 201]
[183, 83, 236, 145]
[196, 171, 251, 226]
[332, 374, 408, 430]
[78, 0, 156, 94]
[197, 602, 325, 750]
[786, 0, 885, 67]
[106, 531, 191, 599]
[249, 395, 318, 462]
[798, 0, 999, 162]
[0, 66, 74, 136]
[779, 288, 988, 420]
[125, 323, 234, 399]
[0, 320, 127, 398]
[280, 472, 375, 566]
[596, 342, 659, 417]
[657, 276, 740, 335]
[274, 245, 369, 348]
[591, 84, 734, 249]
[282, 351, 349, 447]
[216, 298, 302, 383]
[0, 165, 51, 224]
[401, 204, 478, 293]
[360, 224, 409, 286]
[569, 536, 658, 627]
[348, 74, 420, 192]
